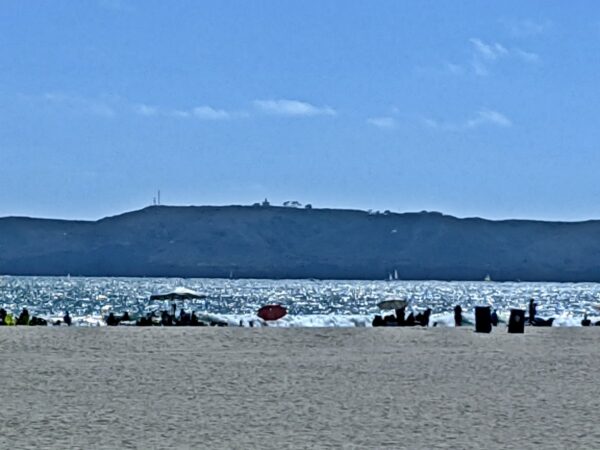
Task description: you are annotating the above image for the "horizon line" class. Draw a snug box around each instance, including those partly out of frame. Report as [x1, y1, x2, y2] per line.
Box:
[1, 203, 600, 225]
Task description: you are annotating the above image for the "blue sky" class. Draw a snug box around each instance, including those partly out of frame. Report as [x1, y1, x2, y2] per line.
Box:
[1, 0, 600, 220]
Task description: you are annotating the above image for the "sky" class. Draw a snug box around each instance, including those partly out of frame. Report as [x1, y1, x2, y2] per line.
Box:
[1, 0, 600, 221]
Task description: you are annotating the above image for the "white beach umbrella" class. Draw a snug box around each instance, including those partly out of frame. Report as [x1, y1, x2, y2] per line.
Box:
[377, 299, 408, 311]
[149, 287, 207, 301]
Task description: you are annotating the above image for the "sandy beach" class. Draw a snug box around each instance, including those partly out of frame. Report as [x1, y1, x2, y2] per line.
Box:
[1, 327, 599, 449]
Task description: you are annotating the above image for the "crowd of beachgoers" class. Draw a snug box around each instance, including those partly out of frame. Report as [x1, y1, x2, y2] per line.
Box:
[0, 304, 232, 327]
[1, 298, 599, 329]
[372, 299, 599, 329]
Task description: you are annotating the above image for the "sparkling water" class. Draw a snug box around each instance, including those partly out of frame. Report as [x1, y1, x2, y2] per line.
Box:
[1, 276, 599, 326]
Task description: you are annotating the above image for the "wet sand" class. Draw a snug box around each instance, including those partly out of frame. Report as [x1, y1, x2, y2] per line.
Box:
[1, 327, 599, 449]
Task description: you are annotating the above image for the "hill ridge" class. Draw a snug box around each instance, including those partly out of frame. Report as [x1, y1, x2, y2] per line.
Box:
[1, 205, 599, 281]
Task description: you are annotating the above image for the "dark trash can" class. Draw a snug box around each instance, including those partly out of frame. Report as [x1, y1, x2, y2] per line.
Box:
[474, 306, 492, 333]
[508, 309, 525, 334]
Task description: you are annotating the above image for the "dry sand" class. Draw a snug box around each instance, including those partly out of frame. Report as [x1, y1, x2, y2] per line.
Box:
[1, 327, 599, 449]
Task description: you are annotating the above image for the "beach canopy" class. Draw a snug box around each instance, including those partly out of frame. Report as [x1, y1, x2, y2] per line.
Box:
[257, 304, 287, 321]
[150, 287, 207, 301]
[377, 299, 408, 310]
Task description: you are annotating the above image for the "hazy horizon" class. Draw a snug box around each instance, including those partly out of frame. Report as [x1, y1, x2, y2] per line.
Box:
[4, 200, 600, 223]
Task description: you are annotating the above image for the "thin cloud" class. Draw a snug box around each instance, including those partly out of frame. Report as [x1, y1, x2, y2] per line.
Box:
[470, 38, 508, 61]
[254, 99, 336, 117]
[501, 19, 552, 37]
[133, 104, 158, 116]
[422, 118, 439, 129]
[132, 104, 232, 120]
[192, 106, 230, 120]
[424, 109, 512, 131]
[414, 62, 466, 77]
[445, 62, 465, 75]
[466, 109, 512, 128]
[469, 37, 539, 76]
[42, 92, 116, 117]
[471, 59, 489, 76]
[367, 117, 397, 129]
[31, 93, 240, 121]
[514, 48, 540, 63]
[423, 38, 539, 78]
[169, 110, 191, 118]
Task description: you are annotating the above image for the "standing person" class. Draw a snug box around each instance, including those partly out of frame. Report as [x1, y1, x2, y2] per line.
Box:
[491, 309, 499, 326]
[528, 299, 537, 324]
[64, 311, 72, 326]
[395, 307, 406, 326]
[454, 305, 462, 327]
[419, 308, 432, 327]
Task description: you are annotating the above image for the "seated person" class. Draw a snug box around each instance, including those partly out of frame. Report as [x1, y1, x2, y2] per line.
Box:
[415, 308, 432, 327]
[106, 312, 119, 326]
[17, 308, 30, 325]
[372, 315, 385, 327]
[383, 314, 397, 326]
[582, 313, 591, 327]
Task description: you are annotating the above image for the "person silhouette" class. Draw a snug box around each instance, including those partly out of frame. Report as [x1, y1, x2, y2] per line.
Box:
[17, 308, 30, 326]
[491, 309, 499, 326]
[64, 311, 72, 326]
[528, 299, 537, 324]
[418, 308, 432, 327]
[106, 312, 118, 326]
[395, 307, 406, 326]
[454, 305, 462, 327]
[582, 313, 591, 327]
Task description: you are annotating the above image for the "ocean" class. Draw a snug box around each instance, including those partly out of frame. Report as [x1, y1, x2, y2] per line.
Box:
[1, 276, 599, 327]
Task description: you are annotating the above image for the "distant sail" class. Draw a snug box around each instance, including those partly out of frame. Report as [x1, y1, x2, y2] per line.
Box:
[394, 269, 399, 280]
[484, 274, 492, 282]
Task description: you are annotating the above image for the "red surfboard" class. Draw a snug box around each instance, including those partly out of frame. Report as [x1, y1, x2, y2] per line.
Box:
[257, 304, 287, 321]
